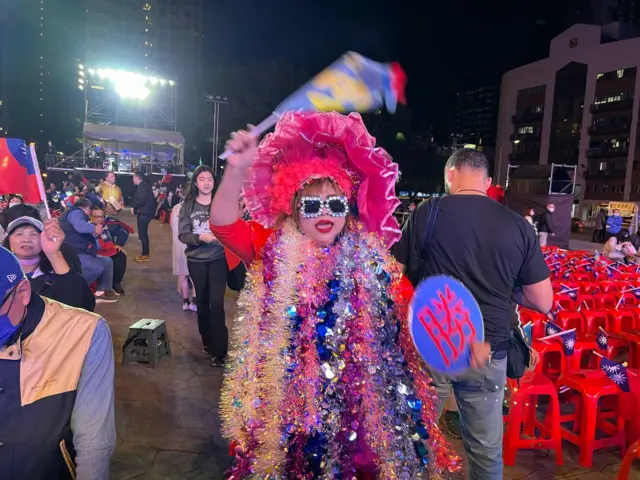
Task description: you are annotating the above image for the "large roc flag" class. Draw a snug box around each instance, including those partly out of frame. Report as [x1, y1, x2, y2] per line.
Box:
[0, 139, 44, 204]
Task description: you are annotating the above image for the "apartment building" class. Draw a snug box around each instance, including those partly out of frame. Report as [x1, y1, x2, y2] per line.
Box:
[495, 22, 640, 212]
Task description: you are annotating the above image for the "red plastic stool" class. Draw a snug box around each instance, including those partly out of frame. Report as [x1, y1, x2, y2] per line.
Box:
[578, 295, 596, 310]
[555, 371, 627, 468]
[532, 340, 567, 380]
[611, 331, 640, 369]
[617, 438, 640, 480]
[557, 311, 585, 331]
[503, 373, 563, 466]
[583, 310, 613, 334]
[600, 281, 620, 293]
[607, 310, 637, 333]
[568, 339, 600, 371]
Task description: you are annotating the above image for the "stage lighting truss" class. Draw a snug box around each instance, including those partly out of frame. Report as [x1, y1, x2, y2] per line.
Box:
[81, 65, 177, 132]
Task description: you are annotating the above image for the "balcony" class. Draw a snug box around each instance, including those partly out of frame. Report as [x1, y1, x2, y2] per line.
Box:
[588, 123, 630, 136]
[508, 152, 540, 164]
[589, 99, 634, 113]
[585, 168, 626, 179]
[586, 147, 629, 159]
[511, 111, 543, 124]
[510, 132, 541, 142]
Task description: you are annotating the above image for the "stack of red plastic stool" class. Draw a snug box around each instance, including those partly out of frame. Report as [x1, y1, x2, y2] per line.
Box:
[555, 371, 627, 468]
[502, 373, 563, 466]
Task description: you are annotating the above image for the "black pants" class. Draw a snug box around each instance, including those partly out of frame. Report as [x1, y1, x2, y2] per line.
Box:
[136, 214, 153, 256]
[187, 257, 228, 359]
[111, 251, 127, 285]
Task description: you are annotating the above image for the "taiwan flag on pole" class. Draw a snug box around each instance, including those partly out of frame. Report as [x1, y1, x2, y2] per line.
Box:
[219, 51, 407, 160]
[0, 139, 45, 205]
[600, 357, 640, 443]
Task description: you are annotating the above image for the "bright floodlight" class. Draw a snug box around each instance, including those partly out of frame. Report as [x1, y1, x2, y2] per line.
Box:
[86, 67, 175, 100]
[112, 71, 151, 100]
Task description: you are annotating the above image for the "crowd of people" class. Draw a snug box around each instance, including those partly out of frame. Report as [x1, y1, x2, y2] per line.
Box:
[0, 111, 559, 479]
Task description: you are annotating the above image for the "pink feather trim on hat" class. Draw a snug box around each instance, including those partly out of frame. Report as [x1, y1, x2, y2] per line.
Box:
[242, 111, 402, 246]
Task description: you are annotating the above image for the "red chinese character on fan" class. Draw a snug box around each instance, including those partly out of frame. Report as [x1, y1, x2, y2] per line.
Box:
[416, 285, 477, 368]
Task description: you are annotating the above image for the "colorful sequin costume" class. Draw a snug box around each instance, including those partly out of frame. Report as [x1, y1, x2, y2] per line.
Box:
[212, 112, 461, 479]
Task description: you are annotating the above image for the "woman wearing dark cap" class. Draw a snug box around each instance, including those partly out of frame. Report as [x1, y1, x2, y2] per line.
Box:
[2, 205, 95, 311]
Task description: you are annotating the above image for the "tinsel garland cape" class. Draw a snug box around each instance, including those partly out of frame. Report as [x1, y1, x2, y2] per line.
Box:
[220, 219, 461, 479]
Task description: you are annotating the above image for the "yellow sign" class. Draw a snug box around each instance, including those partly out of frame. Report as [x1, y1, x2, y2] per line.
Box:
[607, 201, 636, 215]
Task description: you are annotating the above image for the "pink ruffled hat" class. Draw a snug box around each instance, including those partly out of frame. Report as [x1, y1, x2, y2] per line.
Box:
[242, 111, 402, 246]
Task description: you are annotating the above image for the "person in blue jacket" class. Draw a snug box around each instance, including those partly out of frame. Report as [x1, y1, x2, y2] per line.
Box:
[606, 208, 623, 240]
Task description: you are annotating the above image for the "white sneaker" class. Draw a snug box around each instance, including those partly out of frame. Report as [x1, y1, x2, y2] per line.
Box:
[182, 303, 190, 311]
[189, 302, 198, 312]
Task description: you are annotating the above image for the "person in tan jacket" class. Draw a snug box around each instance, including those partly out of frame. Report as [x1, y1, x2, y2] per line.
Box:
[100, 172, 123, 216]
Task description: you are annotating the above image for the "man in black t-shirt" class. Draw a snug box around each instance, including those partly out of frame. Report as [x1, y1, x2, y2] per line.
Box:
[395, 148, 552, 480]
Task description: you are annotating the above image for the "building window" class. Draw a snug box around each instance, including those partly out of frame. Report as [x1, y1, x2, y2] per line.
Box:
[597, 73, 604, 80]
[617, 69, 624, 79]
[594, 92, 634, 104]
[518, 126, 534, 134]
[599, 162, 607, 171]
[534, 105, 542, 113]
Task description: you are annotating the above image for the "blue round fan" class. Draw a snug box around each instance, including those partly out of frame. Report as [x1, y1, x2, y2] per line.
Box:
[409, 275, 484, 374]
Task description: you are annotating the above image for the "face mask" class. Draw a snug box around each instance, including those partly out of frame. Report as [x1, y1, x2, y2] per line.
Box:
[8, 202, 19, 208]
[0, 290, 18, 347]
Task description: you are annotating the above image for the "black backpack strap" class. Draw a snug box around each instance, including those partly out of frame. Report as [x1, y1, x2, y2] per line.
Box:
[420, 196, 441, 256]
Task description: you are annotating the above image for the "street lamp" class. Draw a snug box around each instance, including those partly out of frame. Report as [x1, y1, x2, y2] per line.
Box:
[496, 139, 520, 186]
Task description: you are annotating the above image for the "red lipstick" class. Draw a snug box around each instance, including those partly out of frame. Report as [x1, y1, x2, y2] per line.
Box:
[315, 220, 334, 234]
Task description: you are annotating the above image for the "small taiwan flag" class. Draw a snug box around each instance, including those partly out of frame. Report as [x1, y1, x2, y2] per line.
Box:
[558, 330, 577, 356]
[600, 357, 630, 392]
[545, 321, 563, 337]
[560, 284, 578, 300]
[596, 328, 608, 352]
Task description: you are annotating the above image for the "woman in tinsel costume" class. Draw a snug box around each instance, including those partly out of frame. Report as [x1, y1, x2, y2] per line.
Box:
[210, 111, 462, 479]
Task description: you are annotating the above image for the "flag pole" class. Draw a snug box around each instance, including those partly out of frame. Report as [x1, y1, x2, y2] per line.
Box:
[219, 113, 279, 160]
[539, 328, 576, 342]
[29, 143, 50, 219]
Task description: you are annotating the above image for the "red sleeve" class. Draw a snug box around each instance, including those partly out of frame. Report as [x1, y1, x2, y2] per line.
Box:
[210, 219, 272, 267]
[398, 274, 414, 304]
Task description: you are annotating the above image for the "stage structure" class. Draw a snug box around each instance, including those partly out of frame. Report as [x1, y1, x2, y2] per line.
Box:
[504, 163, 578, 249]
[82, 123, 184, 174]
[69, 64, 183, 173]
[205, 94, 228, 173]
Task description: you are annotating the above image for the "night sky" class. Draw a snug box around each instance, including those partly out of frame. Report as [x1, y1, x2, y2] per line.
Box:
[205, 0, 578, 136]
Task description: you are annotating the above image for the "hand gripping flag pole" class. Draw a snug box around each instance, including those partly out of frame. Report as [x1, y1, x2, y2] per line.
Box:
[219, 52, 407, 160]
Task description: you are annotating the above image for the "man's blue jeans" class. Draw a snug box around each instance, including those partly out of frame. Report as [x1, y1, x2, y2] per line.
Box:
[429, 355, 507, 480]
[79, 254, 114, 292]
